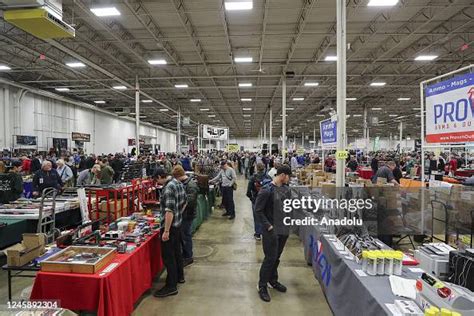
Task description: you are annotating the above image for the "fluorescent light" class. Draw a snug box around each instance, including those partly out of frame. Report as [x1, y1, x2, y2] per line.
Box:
[208, 114, 216, 118]
[142, 100, 153, 103]
[413, 107, 420, 110]
[55, 87, 70, 92]
[243, 114, 251, 117]
[241, 98, 252, 102]
[286, 107, 295, 110]
[370, 82, 386, 86]
[239, 82, 252, 87]
[346, 97, 357, 101]
[389, 114, 398, 117]
[0, 65, 11, 70]
[293, 97, 304, 101]
[415, 55, 438, 61]
[225, 1, 253, 11]
[159, 108, 169, 112]
[200, 108, 210, 111]
[397, 97, 411, 101]
[353, 114, 362, 117]
[66, 62, 86, 68]
[368, 0, 398, 6]
[325, 55, 337, 61]
[234, 57, 253, 63]
[113, 85, 127, 90]
[175, 84, 188, 88]
[242, 107, 252, 111]
[304, 82, 319, 87]
[316, 114, 325, 117]
[90, 7, 121, 17]
[140, 115, 147, 118]
[190, 99, 201, 102]
[94, 100, 106, 104]
[148, 59, 167, 65]
[371, 107, 382, 110]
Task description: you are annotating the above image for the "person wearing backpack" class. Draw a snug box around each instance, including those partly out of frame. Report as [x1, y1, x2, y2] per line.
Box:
[246, 162, 271, 240]
[173, 165, 198, 267]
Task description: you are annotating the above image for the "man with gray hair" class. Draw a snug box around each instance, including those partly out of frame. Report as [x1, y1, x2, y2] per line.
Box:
[77, 164, 101, 186]
[56, 159, 74, 187]
[32, 161, 63, 196]
[372, 160, 399, 186]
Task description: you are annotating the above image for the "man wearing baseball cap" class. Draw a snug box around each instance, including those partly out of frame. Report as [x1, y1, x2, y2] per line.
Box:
[255, 164, 292, 302]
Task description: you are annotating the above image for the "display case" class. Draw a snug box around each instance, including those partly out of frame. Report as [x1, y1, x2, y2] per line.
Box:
[40, 246, 116, 274]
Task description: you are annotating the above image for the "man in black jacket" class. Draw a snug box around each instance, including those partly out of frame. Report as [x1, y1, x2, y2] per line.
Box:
[173, 165, 198, 267]
[255, 165, 292, 302]
[32, 161, 63, 196]
[0, 160, 24, 204]
[246, 162, 270, 240]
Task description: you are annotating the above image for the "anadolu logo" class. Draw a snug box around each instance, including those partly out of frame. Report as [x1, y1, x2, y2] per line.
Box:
[309, 235, 331, 287]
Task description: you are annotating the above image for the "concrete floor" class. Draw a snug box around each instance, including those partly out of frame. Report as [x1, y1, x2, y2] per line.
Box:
[0, 176, 333, 315]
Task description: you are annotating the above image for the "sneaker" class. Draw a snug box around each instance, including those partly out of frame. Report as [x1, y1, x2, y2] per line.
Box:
[221, 212, 230, 217]
[154, 287, 178, 297]
[228, 216, 235, 220]
[258, 286, 271, 302]
[183, 258, 194, 267]
[254, 234, 262, 241]
[269, 281, 287, 293]
[178, 279, 185, 284]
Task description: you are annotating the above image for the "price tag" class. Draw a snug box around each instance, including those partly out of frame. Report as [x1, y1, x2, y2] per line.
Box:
[336, 150, 348, 160]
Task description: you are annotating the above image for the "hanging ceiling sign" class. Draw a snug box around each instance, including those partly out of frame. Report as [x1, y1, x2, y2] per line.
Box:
[425, 73, 474, 143]
[71, 132, 90, 142]
[320, 119, 337, 149]
[202, 124, 229, 140]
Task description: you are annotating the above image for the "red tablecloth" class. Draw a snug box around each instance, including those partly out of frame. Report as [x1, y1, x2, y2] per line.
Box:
[455, 169, 474, 178]
[31, 231, 163, 316]
[357, 167, 374, 180]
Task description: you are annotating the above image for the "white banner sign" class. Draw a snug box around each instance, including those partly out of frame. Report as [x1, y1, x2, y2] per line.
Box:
[202, 124, 229, 140]
[425, 73, 474, 143]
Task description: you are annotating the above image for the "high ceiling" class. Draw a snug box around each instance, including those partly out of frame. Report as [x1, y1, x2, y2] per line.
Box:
[0, 0, 473, 139]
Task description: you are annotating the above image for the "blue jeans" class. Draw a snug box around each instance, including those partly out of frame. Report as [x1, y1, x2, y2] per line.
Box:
[252, 202, 263, 235]
[181, 218, 194, 259]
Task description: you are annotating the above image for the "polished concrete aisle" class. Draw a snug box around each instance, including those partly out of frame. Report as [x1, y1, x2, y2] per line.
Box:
[134, 176, 333, 316]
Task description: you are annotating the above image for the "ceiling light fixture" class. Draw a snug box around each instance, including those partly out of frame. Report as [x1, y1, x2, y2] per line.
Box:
[397, 97, 411, 101]
[239, 83, 252, 87]
[353, 114, 362, 117]
[113, 85, 127, 90]
[142, 100, 153, 103]
[148, 59, 167, 65]
[200, 108, 210, 111]
[243, 114, 251, 117]
[55, 87, 70, 92]
[190, 99, 201, 102]
[90, 7, 121, 17]
[94, 100, 106, 104]
[389, 114, 398, 117]
[234, 57, 253, 63]
[175, 84, 188, 88]
[370, 82, 386, 87]
[208, 114, 216, 118]
[293, 97, 304, 101]
[225, 1, 253, 11]
[325, 55, 337, 61]
[304, 82, 319, 87]
[242, 108, 252, 111]
[241, 98, 252, 102]
[415, 55, 438, 61]
[159, 108, 169, 112]
[66, 62, 86, 68]
[346, 97, 357, 101]
[413, 107, 421, 110]
[0, 65, 11, 70]
[371, 107, 382, 110]
[367, 0, 398, 6]
[286, 107, 295, 110]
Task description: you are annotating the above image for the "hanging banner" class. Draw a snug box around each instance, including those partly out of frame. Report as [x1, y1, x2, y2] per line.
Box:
[425, 73, 474, 143]
[202, 124, 229, 140]
[71, 132, 90, 142]
[319, 119, 337, 148]
[226, 144, 239, 152]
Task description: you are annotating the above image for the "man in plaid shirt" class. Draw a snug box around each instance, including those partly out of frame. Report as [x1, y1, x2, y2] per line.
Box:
[153, 167, 187, 297]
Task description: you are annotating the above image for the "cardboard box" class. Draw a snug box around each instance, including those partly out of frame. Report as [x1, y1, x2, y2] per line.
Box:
[321, 182, 337, 198]
[6, 233, 45, 267]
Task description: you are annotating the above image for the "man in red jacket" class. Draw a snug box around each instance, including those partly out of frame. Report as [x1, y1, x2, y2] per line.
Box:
[21, 156, 31, 174]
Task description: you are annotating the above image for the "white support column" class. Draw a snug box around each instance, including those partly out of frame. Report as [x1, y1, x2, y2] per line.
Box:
[197, 122, 200, 153]
[263, 119, 267, 149]
[336, 0, 347, 188]
[363, 104, 368, 152]
[269, 108, 273, 154]
[302, 132, 304, 147]
[135, 76, 140, 155]
[399, 121, 403, 153]
[177, 107, 181, 153]
[313, 127, 316, 151]
[282, 76, 287, 159]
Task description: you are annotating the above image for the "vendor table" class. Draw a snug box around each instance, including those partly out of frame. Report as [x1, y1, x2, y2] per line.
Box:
[30, 231, 163, 316]
[357, 167, 374, 180]
[455, 169, 474, 178]
[2, 263, 40, 301]
[295, 210, 421, 316]
[0, 218, 33, 249]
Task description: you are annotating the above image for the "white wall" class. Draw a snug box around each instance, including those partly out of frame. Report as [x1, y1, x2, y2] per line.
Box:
[0, 84, 177, 153]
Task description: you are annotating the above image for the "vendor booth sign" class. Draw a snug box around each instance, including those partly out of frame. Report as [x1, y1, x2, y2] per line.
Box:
[71, 132, 90, 142]
[425, 73, 474, 143]
[203, 125, 229, 140]
[320, 119, 337, 148]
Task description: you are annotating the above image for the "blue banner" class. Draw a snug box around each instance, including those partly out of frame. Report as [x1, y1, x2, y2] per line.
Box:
[320, 119, 337, 147]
